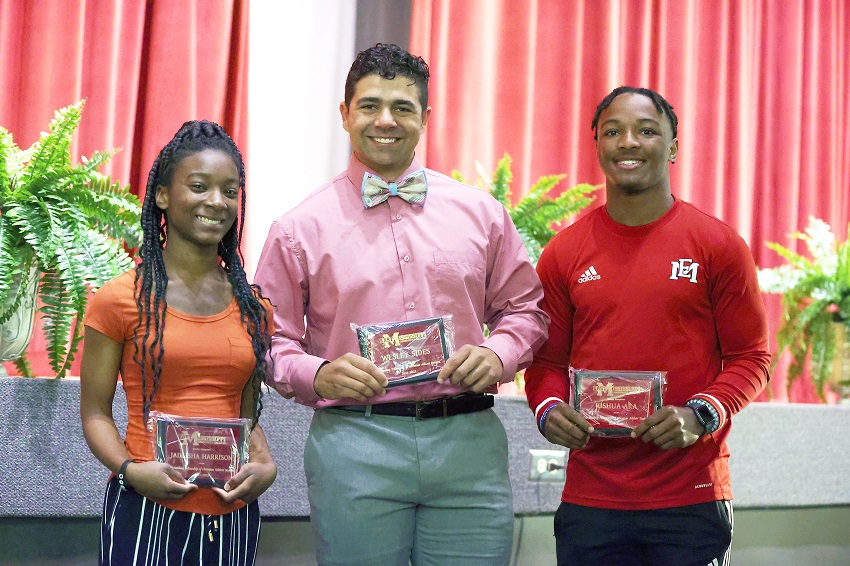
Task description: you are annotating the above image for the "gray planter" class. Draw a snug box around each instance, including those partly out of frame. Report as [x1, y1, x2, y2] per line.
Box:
[0, 266, 39, 369]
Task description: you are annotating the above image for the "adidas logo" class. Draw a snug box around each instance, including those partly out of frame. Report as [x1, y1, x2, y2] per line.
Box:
[577, 266, 601, 283]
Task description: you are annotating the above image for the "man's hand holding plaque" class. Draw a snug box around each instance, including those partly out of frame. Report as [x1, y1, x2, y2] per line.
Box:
[437, 344, 504, 393]
[629, 405, 706, 450]
[570, 369, 665, 437]
[313, 352, 388, 401]
[541, 403, 594, 450]
[353, 316, 455, 387]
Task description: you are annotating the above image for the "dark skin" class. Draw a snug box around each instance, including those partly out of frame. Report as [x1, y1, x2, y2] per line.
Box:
[543, 93, 705, 451]
[80, 149, 276, 503]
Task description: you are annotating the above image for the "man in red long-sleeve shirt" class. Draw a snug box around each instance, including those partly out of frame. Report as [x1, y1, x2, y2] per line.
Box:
[525, 86, 771, 566]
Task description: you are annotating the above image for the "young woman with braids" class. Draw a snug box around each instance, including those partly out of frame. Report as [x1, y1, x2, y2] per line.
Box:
[80, 120, 277, 565]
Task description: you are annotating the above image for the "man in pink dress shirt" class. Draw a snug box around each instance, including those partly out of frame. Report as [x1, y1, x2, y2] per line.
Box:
[254, 43, 548, 566]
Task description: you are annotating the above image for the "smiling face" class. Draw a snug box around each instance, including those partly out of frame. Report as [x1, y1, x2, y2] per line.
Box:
[595, 92, 678, 196]
[340, 73, 431, 181]
[155, 148, 239, 251]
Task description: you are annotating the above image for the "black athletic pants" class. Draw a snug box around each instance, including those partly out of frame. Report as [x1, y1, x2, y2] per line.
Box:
[555, 500, 733, 566]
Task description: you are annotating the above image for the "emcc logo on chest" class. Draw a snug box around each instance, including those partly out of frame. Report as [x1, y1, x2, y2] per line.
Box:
[670, 259, 699, 283]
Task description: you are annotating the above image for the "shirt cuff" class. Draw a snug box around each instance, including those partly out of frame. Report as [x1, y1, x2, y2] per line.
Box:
[481, 334, 519, 383]
[537, 402, 561, 435]
[276, 353, 328, 404]
[534, 397, 565, 420]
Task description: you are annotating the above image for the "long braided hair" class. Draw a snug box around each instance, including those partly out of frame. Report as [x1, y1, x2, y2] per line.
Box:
[133, 120, 270, 428]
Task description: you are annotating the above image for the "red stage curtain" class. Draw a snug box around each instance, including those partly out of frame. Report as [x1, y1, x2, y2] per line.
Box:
[411, 0, 850, 402]
[1, 0, 248, 377]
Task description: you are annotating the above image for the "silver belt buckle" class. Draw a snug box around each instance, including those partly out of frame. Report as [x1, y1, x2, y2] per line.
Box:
[414, 399, 449, 419]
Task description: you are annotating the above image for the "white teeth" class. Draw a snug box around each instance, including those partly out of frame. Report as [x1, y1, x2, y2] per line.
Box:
[373, 137, 396, 144]
[196, 216, 222, 225]
[618, 160, 641, 165]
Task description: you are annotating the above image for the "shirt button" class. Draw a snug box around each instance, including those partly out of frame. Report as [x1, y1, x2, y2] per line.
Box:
[409, 303, 415, 309]
[396, 214, 402, 220]
[403, 255, 410, 262]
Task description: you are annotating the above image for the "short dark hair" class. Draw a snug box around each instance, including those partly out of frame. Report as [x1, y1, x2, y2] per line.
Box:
[344, 43, 430, 110]
[591, 86, 678, 140]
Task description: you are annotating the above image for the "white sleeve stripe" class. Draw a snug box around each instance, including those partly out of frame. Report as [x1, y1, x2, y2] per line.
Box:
[534, 397, 565, 418]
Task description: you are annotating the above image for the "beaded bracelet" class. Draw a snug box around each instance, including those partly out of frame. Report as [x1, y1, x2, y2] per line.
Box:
[538, 403, 560, 434]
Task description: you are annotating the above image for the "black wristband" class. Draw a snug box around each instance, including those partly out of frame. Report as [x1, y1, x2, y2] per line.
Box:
[117, 459, 140, 491]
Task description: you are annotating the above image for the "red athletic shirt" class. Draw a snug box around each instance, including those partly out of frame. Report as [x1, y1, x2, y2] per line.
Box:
[525, 200, 770, 510]
[85, 270, 273, 516]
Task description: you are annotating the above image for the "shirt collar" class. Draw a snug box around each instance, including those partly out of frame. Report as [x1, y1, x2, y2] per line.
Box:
[346, 154, 425, 188]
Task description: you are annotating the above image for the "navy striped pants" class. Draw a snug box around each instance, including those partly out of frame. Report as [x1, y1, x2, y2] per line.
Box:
[99, 476, 261, 566]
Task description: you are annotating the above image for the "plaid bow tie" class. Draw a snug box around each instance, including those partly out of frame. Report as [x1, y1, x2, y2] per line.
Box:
[361, 170, 428, 208]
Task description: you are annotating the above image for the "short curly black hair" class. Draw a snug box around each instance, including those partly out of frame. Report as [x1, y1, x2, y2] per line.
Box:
[344, 43, 430, 110]
[591, 86, 678, 141]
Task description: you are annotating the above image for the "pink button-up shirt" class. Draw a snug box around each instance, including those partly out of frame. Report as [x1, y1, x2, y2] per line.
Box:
[254, 155, 548, 408]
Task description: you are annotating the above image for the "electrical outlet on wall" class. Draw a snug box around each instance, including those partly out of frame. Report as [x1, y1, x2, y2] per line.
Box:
[528, 449, 566, 482]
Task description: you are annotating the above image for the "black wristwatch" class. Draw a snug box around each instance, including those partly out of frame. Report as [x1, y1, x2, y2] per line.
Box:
[686, 399, 719, 435]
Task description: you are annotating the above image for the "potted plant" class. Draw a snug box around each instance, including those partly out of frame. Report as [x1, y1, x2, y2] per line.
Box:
[454, 153, 600, 393]
[757, 216, 850, 400]
[0, 100, 142, 377]
[453, 153, 600, 264]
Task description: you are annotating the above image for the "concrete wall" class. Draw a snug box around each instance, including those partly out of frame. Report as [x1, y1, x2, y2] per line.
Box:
[2, 377, 850, 564]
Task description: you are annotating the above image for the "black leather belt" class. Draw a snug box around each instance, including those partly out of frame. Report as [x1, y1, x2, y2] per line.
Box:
[335, 394, 494, 419]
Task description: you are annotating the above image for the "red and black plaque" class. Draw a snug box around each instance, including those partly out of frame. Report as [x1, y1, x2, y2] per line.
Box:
[153, 414, 250, 487]
[356, 316, 451, 387]
[571, 369, 665, 437]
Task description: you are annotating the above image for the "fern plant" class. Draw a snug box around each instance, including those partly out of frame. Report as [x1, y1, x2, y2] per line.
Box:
[0, 100, 141, 377]
[757, 217, 850, 400]
[453, 154, 599, 394]
[452, 153, 599, 264]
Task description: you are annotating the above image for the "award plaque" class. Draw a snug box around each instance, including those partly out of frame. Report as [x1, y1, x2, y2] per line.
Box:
[151, 413, 251, 487]
[355, 316, 453, 387]
[571, 369, 665, 437]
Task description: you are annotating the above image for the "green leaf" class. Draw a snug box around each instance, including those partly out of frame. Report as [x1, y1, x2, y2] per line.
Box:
[38, 271, 76, 374]
[0, 126, 21, 196]
[13, 353, 34, 377]
[21, 101, 84, 184]
[488, 154, 513, 206]
[0, 99, 140, 376]
[762, 217, 850, 398]
[455, 152, 600, 267]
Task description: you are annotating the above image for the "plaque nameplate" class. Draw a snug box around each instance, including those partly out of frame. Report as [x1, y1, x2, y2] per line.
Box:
[150, 413, 251, 487]
[355, 316, 454, 387]
[571, 369, 665, 437]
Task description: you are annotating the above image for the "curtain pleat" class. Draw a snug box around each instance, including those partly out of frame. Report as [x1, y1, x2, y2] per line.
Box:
[411, 0, 850, 402]
[0, 0, 249, 377]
